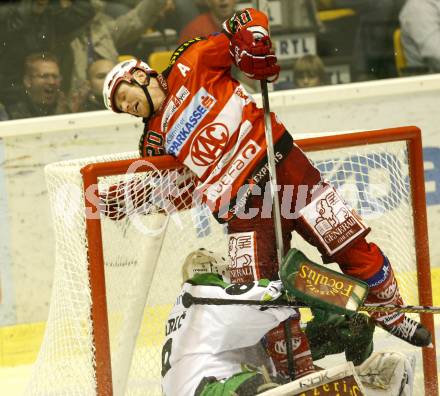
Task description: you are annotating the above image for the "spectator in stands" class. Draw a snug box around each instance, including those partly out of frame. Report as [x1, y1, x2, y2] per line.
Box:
[104, 0, 180, 22]
[152, 0, 201, 35]
[178, 0, 236, 44]
[0, 0, 95, 106]
[71, 58, 117, 113]
[289, 0, 322, 30]
[5, 53, 69, 120]
[293, 54, 328, 88]
[399, 0, 440, 73]
[68, 0, 166, 102]
[318, 0, 405, 80]
[102, 0, 133, 18]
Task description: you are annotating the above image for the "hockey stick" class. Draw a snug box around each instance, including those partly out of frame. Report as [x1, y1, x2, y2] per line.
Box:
[181, 292, 308, 309]
[361, 304, 440, 314]
[260, 80, 284, 270]
[260, 79, 295, 379]
[182, 292, 440, 314]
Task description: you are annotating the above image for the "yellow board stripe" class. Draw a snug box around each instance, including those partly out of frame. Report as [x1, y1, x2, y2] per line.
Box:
[0, 322, 46, 366]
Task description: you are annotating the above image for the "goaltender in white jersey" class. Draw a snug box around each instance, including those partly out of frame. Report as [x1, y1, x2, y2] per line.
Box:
[161, 249, 416, 396]
[161, 250, 291, 396]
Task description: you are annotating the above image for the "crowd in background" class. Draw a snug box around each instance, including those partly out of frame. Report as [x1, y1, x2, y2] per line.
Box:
[0, 0, 437, 122]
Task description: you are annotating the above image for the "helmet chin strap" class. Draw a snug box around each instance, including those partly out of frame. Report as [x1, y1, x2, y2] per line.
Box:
[132, 79, 155, 123]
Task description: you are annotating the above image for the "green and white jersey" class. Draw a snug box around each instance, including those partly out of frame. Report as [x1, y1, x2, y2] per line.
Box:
[161, 273, 296, 396]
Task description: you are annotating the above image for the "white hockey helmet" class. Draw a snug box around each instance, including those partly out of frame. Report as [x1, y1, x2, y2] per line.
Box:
[102, 58, 157, 113]
[182, 248, 230, 282]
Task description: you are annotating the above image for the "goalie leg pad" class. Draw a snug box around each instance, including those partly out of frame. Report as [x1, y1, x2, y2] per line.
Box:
[355, 352, 416, 396]
[259, 362, 366, 396]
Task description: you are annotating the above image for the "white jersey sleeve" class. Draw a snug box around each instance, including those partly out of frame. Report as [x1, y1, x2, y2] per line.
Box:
[161, 274, 296, 396]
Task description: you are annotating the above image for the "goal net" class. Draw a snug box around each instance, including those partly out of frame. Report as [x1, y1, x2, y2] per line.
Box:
[27, 126, 437, 395]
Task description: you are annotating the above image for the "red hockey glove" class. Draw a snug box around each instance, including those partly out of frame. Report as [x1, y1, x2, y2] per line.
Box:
[229, 28, 280, 82]
[99, 178, 153, 221]
[99, 172, 195, 220]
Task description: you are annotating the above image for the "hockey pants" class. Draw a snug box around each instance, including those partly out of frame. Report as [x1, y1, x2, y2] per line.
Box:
[227, 144, 406, 376]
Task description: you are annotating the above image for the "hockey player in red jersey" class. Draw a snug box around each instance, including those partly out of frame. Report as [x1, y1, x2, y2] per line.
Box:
[101, 6, 431, 378]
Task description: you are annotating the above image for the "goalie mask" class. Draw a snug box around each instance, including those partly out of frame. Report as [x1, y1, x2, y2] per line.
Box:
[182, 248, 230, 282]
[103, 59, 158, 115]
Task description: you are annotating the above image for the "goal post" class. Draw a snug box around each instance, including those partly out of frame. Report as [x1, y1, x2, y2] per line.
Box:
[81, 156, 185, 396]
[28, 126, 437, 396]
[298, 126, 437, 395]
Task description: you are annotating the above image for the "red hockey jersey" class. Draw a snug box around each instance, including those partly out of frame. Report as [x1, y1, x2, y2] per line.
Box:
[139, 8, 289, 221]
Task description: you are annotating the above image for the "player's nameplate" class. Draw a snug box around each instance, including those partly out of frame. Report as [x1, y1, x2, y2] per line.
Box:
[280, 249, 368, 315]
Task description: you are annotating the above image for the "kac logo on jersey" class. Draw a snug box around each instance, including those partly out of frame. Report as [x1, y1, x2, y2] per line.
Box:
[190, 123, 229, 167]
[166, 88, 216, 156]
